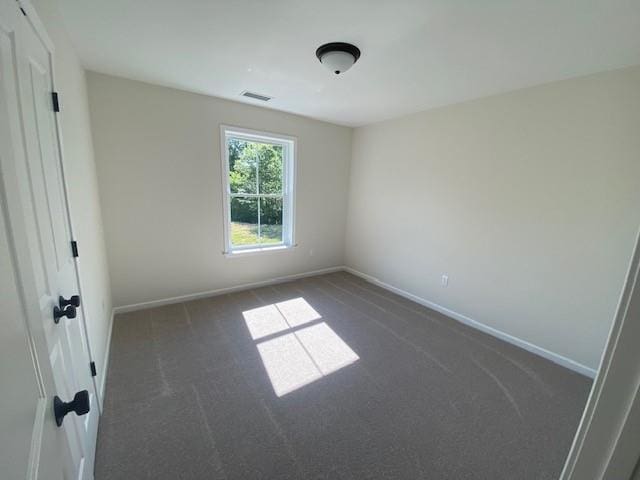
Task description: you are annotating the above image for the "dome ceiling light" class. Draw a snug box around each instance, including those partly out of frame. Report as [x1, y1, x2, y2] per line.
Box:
[315, 42, 361, 75]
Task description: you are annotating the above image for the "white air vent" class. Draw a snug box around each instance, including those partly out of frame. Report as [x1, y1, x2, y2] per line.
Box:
[241, 91, 272, 101]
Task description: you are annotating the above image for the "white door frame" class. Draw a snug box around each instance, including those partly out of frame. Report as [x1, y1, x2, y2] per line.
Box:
[18, 0, 102, 412]
[561, 225, 640, 480]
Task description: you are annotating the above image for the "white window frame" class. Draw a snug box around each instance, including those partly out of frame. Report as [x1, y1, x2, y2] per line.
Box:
[220, 125, 296, 256]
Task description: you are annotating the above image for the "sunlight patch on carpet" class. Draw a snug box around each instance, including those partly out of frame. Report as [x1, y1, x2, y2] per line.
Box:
[244, 297, 359, 396]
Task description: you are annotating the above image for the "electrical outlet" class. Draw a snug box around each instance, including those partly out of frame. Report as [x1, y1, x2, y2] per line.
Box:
[441, 275, 449, 287]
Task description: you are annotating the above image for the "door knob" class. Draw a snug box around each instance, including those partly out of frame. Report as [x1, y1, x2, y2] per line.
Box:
[59, 295, 80, 308]
[53, 305, 76, 324]
[53, 390, 90, 427]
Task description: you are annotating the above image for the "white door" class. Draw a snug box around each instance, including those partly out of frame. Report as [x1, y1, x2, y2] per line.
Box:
[0, 1, 98, 479]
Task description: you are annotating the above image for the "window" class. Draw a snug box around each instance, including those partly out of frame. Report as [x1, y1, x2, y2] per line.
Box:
[221, 126, 295, 254]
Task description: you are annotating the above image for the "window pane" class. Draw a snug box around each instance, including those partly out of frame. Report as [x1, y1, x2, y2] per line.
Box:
[228, 138, 257, 194]
[260, 197, 283, 244]
[258, 144, 283, 194]
[230, 197, 258, 246]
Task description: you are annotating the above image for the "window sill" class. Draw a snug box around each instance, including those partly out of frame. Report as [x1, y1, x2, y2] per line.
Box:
[223, 244, 297, 258]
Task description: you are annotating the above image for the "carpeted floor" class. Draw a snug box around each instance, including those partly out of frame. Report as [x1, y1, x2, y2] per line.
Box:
[96, 272, 592, 479]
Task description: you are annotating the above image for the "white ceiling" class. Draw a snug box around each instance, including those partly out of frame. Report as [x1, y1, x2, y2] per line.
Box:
[57, 0, 640, 127]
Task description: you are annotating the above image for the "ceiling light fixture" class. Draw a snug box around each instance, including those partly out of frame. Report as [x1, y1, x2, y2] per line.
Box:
[315, 42, 361, 75]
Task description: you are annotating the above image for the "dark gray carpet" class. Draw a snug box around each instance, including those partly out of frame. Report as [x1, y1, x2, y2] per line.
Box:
[96, 272, 591, 480]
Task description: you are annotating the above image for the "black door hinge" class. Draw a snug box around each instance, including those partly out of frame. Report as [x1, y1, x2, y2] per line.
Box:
[90, 361, 97, 377]
[51, 92, 60, 112]
[71, 240, 79, 257]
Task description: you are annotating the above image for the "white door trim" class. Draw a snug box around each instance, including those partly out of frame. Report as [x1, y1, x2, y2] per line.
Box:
[560, 225, 640, 480]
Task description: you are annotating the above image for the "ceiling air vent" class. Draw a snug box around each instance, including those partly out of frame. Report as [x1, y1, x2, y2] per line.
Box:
[241, 91, 272, 101]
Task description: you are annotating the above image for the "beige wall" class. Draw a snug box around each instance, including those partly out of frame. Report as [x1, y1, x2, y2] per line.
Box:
[33, 1, 113, 397]
[346, 66, 640, 371]
[86, 72, 352, 308]
[85, 63, 638, 372]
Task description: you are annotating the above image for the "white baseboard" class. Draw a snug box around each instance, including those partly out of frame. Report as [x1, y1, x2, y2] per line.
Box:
[112, 266, 344, 315]
[343, 266, 597, 378]
[99, 308, 115, 407]
[109, 263, 596, 378]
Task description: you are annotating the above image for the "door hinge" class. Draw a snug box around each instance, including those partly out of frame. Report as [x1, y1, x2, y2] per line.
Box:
[51, 92, 60, 112]
[71, 240, 79, 257]
[90, 361, 97, 377]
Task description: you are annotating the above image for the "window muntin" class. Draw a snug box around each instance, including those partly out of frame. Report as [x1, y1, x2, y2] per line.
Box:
[222, 127, 295, 253]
